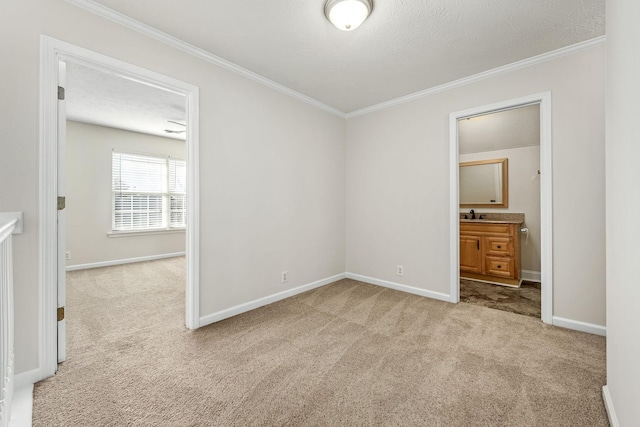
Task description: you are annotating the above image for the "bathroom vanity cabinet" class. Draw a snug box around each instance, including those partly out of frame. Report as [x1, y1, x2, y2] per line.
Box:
[459, 221, 521, 287]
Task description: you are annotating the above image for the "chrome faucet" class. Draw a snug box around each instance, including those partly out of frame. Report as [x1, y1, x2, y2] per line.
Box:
[470, 209, 476, 219]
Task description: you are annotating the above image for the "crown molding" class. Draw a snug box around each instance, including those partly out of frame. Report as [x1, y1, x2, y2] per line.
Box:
[346, 35, 606, 118]
[65, 0, 605, 121]
[65, 0, 347, 118]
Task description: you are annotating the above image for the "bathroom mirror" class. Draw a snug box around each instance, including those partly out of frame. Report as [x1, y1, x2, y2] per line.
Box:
[459, 158, 508, 208]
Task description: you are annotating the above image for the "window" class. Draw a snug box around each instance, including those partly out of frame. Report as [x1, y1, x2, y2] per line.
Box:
[112, 151, 186, 232]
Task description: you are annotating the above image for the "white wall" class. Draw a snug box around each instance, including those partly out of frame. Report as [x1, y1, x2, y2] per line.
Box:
[346, 45, 605, 326]
[0, 0, 609, 383]
[1, 0, 345, 375]
[66, 121, 186, 267]
[460, 146, 541, 275]
[605, 0, 640, 424]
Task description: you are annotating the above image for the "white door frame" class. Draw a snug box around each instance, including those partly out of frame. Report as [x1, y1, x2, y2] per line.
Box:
[448, 92, 553, 324]
[39, 35, 201, 379]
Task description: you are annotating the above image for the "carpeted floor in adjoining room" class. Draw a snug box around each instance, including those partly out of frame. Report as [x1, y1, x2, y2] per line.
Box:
[460, 278, 542, 318]
[32, 258, 608, 426]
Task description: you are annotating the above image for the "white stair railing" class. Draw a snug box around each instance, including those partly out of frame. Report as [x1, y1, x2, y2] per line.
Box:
[0, 215, 19, 427]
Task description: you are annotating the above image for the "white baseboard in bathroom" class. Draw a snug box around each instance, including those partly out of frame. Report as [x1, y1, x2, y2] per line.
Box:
[199, 273, 346, 327]
[552, 316, 606, 336]
[521, 269, 541, 282]
[346, 273, 451, 303]
[602, 386, 620, 427]
[66, 252, 185, 271]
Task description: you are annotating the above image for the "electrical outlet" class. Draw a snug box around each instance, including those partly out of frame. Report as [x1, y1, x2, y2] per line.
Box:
[65, 251, 71, 260]
[281, 271, 288, 283]
[396, 265, 404, 276]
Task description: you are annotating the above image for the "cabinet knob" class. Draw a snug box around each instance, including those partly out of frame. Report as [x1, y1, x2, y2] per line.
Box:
[497, 245, 502, 249]
[497, 265, 502, 268]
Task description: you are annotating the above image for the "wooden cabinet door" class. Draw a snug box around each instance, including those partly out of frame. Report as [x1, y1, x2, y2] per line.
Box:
[460, 236, 482, 273]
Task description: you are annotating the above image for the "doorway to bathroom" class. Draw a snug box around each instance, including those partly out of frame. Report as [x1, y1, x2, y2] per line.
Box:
[449, 93, 553, 324]
[459, 104, 541, 317]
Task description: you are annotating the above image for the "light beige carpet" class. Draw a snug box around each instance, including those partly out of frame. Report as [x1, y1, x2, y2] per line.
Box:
[33, 258, 608, 426]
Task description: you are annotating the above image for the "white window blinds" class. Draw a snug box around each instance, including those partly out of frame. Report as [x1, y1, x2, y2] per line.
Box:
[112, 151, 186, 231]
[169, 159, 187, 228]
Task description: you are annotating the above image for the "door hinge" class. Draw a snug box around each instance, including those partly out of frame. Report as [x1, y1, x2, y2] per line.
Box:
[57, 196, 66, 211]
[57, 306, 65, 321]
[58, 86, 65, 100]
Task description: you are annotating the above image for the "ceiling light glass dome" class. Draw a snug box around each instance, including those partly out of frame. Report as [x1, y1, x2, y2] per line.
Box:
[325, 0, 373, 31]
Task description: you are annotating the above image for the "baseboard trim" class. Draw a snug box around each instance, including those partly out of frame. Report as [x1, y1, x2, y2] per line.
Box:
[199, 273, 346, 327]
[9, 383, 33, 427]
[14, 368, 41, 389]
[552, 316, 606, 336]
[602, 386, 620, 427]
[521, 269, 541, 282]
[66, 252, 185, 271]
[346, 273, 451, 303]
[10, 369, 38, 427]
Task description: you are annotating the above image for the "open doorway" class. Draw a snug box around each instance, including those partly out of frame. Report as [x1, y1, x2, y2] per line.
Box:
[40, 36, 200, 377]
[457, 104, 541, 317]
[60, 60, 188, 362]
[448, 92, 553, 324]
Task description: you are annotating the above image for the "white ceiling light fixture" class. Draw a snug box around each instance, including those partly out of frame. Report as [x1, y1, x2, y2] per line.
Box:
[325, 0, 373, 31]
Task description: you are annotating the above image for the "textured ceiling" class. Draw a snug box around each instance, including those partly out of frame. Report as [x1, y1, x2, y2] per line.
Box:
[458, 104, 540, 155]
[86, 0, 605, 113]
[66, 61, 186, 140]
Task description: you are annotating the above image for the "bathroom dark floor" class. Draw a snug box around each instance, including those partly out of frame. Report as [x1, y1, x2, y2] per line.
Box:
[460, 279, 541, 318]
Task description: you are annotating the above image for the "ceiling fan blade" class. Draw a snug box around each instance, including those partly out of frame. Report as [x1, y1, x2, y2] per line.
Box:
[167, 120, 186, 127]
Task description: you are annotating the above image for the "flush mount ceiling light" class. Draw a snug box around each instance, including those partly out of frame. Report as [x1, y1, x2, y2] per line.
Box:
[325, 0, 373, 31]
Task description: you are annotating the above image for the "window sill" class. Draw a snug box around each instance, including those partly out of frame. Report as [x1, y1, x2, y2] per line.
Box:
[107, 228, 186, 238]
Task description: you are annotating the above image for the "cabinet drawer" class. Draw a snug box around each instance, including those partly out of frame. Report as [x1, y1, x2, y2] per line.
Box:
[485, 237, 513, 256]
[485, 256, 514, 278]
